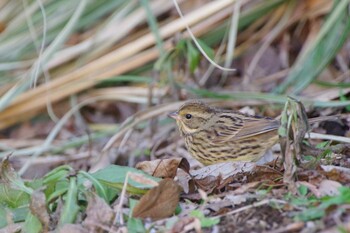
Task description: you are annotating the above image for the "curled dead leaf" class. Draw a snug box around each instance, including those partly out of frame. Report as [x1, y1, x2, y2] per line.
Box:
[132, 179, 182, 220]
[136, 158, 190, 178]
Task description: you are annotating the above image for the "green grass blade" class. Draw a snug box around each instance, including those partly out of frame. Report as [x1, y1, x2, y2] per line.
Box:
[59, 177, 79, 225]
[274, 0, 350, 94]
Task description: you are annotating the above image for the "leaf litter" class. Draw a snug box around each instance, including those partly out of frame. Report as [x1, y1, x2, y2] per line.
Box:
[1, 0, 350, 232]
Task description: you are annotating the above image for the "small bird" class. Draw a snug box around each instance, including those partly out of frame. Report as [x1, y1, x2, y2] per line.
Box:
[168, 100, 280, 165]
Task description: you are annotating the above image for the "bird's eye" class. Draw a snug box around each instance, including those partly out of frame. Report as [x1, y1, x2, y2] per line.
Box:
[185, 114, 192, 119]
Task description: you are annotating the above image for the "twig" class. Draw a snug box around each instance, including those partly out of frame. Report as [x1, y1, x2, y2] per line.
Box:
[215, 198, 287, 218]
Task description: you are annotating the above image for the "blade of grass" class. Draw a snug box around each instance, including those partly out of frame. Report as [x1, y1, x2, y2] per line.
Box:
[0, 0, 88, 110]
[59, 177, 79, 225]
[274, 0, 350, 94]
[186, 87, 350, 107]
[140, 0, 165, 54]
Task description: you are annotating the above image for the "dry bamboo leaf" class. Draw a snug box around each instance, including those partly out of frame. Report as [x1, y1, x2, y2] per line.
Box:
[132, 178, 182, 220]
[136, 158, 190, 178]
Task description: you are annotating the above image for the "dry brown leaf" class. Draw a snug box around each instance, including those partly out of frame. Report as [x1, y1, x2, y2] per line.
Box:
[231, 181, 260, 194]
[188, 162, 256, 193]
[191, 162, 256, 180]
[82, 193, 115, 233]
[318, 180, 342, 197]
[136, 158, 190, 178]
[193, 175, 219, 193]
[320, 165, 350, 183]
[297, 181, 321, 198]
[176, 169, 194, 194]
[29, 190, 50, 232]
[170, 217, 202, 233]
[132, 178, 182, 220]
[298, 179, 342, 198]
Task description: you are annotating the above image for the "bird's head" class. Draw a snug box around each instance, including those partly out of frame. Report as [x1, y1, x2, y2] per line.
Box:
[168, 100, 215, 135]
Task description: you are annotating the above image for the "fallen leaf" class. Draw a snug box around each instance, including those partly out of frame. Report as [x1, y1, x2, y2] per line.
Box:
[190, 162, 256, 193]
[29, 190, 50, 232]
[176, 169, 194, 194]
[193, 175, 218, 193]
[170, 217, 201, 233]
[231, 181, 260, 194]
[83, 193, 115, 233]
[205, 199, 232, 212]
[132, 179, 182, 220]
[318, 179, 342, 197]
[223, 194, 248, 206]
[297, 181, 321, 198]
[320, 165, 350, 183]
[191, 162, 255, 180]
[136, 158, 190, 178]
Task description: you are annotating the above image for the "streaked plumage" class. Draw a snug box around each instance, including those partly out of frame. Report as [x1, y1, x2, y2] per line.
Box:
[169, 101, 279, 165]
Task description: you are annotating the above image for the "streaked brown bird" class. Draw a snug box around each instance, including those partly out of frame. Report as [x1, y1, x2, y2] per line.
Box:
[168, 100, 280, 165]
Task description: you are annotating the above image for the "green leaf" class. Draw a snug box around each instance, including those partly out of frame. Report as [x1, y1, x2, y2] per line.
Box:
[296, 186, 350, 221]
[298, 185, 308, 196]
[297, 207, 326, 221]
[46, 185, 69, 204]
[59, 177, 79, 225]
[127, 199, 146, 233]
[127, 217, 146, 233]
[12, 207, 30, 223]
[190, 210, 220, 228]
[316, 141, 331, 149]
[23, 213, 42, 233]
[0, 184, 30, 208]
[43, 165, 72, 185]
[91, 165, 160, 195]
[1, 156, 33, 195]
[0, 208, 8, 228]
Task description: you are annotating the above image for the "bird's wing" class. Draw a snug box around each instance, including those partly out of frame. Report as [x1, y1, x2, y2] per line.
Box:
[234, 118, 280, 139]
[211, 117, 280, 143]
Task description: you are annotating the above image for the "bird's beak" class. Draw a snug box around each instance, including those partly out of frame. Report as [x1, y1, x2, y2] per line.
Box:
[168, 111, 180, 120]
